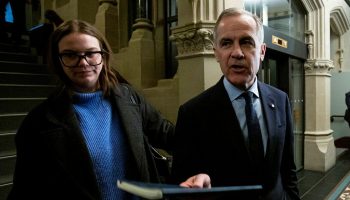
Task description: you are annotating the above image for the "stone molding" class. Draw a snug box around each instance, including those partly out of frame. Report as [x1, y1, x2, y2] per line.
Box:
[305, 30, 314, 60]
[330, 6, 350, 35]
[99, 0, 117, 6]
[304, 129, 333, 136]
[132, 18, 154, 31]
[337, 48, 344, 72]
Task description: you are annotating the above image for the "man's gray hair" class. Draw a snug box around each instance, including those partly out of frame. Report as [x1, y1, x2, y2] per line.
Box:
[213, 8, 264, 44]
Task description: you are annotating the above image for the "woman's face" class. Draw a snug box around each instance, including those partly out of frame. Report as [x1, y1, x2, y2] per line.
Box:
[58, 32, 103, 92]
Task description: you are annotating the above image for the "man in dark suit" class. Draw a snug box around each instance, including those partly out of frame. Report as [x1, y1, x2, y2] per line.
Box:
[344, 91, 350, 127]
[171, 8, 300, 200]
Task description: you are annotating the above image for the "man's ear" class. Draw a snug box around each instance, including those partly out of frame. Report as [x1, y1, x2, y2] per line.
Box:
[213, 46, 219, 62]
[260, 43, 267, 61]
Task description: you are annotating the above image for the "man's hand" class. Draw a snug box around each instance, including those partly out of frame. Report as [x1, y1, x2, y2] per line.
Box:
[180, 173, 211, 188]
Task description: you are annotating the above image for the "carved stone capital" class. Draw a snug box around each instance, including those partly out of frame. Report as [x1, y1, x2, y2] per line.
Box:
[170, 27, 214, 58]
[304, 59, 334, 74]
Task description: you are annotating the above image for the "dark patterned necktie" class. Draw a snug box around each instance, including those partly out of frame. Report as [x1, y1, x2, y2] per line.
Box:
[242, 92, 264, 166]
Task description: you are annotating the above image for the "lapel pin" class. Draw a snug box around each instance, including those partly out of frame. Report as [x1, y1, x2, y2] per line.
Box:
[271, 104, 275, 108]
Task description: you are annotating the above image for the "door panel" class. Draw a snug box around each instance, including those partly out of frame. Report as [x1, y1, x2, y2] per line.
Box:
[259, 50, 305, 171]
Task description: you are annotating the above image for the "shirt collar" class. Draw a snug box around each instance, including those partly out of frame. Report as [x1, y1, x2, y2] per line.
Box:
[223, 77, 259, 102]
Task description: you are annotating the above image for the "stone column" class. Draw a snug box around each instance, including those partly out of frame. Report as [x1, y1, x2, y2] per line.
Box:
[125, 0, 156, 89]
[135, 0, 151, 19]
[173, 0, 241, 104]
[303, 6, 336, 172]
[95, 0, 119, 52]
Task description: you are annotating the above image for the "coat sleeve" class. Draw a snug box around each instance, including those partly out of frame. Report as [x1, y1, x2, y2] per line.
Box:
[121, 84, 175, 151]
[345, 109, 350, 127]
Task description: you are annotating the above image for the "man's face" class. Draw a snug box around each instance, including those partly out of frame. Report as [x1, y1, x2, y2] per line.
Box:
[214, 14, 266, 90]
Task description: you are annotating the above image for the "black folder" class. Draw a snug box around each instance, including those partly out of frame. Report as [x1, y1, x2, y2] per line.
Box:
[117, 179, 262, 200]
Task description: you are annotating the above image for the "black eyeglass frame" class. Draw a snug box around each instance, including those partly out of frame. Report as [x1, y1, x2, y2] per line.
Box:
[58, 51, 104, 68]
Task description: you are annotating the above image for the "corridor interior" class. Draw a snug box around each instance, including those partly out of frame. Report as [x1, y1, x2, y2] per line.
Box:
[0, 28, 350, 200]
[298, 149, 350, 200]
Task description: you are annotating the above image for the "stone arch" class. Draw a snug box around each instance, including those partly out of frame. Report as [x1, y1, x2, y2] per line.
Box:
[330, 6, 350, 35]
[329, 6, 350, 71]
[300, 0, 324, 12]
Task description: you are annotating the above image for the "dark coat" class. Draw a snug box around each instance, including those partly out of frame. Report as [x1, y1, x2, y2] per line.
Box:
[344, 92, 350, 127]
[8, 83, 174, 200]
[171, 77, 300, 200]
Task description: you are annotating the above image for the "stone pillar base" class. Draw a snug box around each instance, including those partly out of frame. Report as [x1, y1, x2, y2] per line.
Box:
[304, 133, 336, 172]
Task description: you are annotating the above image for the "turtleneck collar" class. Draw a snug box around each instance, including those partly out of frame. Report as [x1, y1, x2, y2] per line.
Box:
[72, 91, 103, 104]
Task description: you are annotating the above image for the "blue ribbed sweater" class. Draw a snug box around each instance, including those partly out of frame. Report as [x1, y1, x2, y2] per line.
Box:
[72, 91, 135, 200]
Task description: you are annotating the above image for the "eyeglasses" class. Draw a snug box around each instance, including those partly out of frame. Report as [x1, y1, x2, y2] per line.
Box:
[58, 51, 104, 67]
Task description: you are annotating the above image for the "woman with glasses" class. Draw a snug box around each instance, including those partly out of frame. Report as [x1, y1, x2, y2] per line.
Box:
[8, 19, 174, 200]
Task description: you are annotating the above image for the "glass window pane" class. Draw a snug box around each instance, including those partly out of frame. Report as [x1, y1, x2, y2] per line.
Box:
[244, 0, 306, 42]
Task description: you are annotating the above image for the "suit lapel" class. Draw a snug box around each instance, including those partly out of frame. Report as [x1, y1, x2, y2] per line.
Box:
[258, 82, 278, 162]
